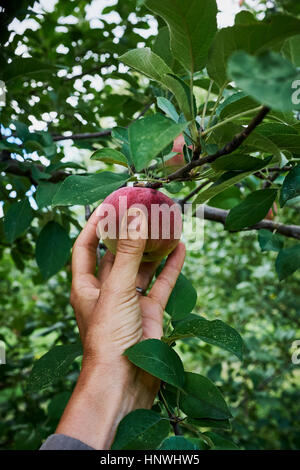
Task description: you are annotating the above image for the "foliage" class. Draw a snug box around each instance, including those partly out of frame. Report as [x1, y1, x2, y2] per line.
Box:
[0, 0, 300, 451]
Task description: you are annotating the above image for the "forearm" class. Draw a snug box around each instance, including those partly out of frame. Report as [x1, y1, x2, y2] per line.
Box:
[55, 356, 159, 450]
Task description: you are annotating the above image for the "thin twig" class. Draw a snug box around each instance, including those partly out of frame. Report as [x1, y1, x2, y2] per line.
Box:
[207, 82, 227, 129]
[201, 80, 214, 130]
[158, 389, 182, 436]
[181, 181, 210, 205]
[52, 129, 112, 141]
[167, 106, 271, 182]
[85, 205, 91, 221]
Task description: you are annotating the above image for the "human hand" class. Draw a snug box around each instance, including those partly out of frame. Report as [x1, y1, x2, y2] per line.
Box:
[56, 207, 185, 449]
[71, 206, 185, 362]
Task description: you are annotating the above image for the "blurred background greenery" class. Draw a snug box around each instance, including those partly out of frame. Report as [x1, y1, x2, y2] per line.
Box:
[0, 0, 299, 450]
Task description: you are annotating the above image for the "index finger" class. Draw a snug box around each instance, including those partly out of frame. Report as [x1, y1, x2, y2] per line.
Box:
[72, 210, 100, 279]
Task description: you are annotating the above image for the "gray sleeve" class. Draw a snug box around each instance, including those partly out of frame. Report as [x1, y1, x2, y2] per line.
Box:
[40, 434, 95, 450]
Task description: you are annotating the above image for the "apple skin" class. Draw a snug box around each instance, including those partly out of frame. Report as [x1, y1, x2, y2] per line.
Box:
[266, 203, 278, 221]
[166, 134, 191, 167]
[97, 187, 182, 262]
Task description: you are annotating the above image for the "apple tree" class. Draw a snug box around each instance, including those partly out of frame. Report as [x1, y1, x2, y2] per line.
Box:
[0, 0, 300, 450]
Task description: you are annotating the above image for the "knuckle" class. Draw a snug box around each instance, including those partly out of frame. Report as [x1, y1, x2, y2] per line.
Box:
[70, 290, 77, 307]
[117, 239, 142, 256]
[158, 274, 174, 291]
[70, 283, 80, 307]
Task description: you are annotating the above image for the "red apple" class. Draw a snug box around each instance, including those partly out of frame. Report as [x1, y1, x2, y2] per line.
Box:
[96, 187, 182, 262]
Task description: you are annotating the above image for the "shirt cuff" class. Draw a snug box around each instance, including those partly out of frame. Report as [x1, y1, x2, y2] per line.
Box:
[40, 434, 95, 450]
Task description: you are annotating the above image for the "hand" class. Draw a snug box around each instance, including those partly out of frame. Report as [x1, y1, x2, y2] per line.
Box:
[56, 207, 186, 449]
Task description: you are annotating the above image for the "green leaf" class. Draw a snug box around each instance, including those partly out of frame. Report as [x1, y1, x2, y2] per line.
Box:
[282, 35, 300, 67]
[13, 121, 31, 141]
[111, 409, 169, 450]
[157, 97, 179, 122]
[159, 436, 199, 450]
[90, 148, 128, 167]
[187, 417, 231, 430]
[119, 47, 172, 83]
[48, 392, 71, 421]
[242, 133, 282, 165]
[164, 181, 183, 194]
[280, 165, 300, 206]
[52, 171, 129, 206]
[258, 230, 284, 253]
[129, 114, 187, 171]
[160, 268, 197, 321]
[119, 48, 194, 120]
[0, 141, 22, 153]
[179, 372, 231, 420]
[124, 339, 185, 389]
[204, 431, 239, 450]
[265, 135, 300, 154]
[1, 58, 58, 82]
[4, 199, 34, 243]
[209, 186, 242, 211]
[193, 78, 220, 95]
[225, 189, 278, 231]
[162, 73, 196, 120]
[280, 0, 300, 15]
[47, 161, 85, 172]
[276, 245, 300, 280]
[152, 26, 173, 68]
[207, 15, 300, 87]
[212, 155, 272, 173]
[146, 0, 218, 73]
[234, 10, 258, 25]
[111, 127, 129, 144]
[256, 123, 298, 137]
[194, 160, 272, 205]
[217, 92, 258, 119]
[167, 314, 244, 360]
[36, 221, 72, 279]
[35, 182, 62, 209]
[27, 343, 82, 392]
[228, 51, 300, 112]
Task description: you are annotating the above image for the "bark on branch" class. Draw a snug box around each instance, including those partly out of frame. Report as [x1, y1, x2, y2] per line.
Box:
[52, 129, 112, 141]
[188, 204, 300, 241]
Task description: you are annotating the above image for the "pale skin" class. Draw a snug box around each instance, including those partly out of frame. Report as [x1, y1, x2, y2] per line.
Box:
[55, 207, 186, 450]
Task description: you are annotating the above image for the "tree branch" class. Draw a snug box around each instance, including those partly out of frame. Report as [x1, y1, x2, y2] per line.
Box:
[51, 100, 154, 142]
[1, 153, 69, 184]
[188, 204, 300, 240]
[167, 106, 271, 182]
[52, 129, 112, 141]
[2, 152, 300, 241]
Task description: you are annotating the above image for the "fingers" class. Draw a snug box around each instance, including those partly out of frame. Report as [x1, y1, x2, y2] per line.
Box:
[109, 208, 147, 289]
[72, 210, 101, 280]
[148, 242, 186, 311]
[97, 250, 115, 283]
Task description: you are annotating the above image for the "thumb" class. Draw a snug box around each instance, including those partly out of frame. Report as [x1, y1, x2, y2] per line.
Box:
[109, 207, 147, 288]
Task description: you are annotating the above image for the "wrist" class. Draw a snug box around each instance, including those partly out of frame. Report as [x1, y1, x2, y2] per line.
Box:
[56, 354, 159, 450]
[81, 353, 160, 411]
